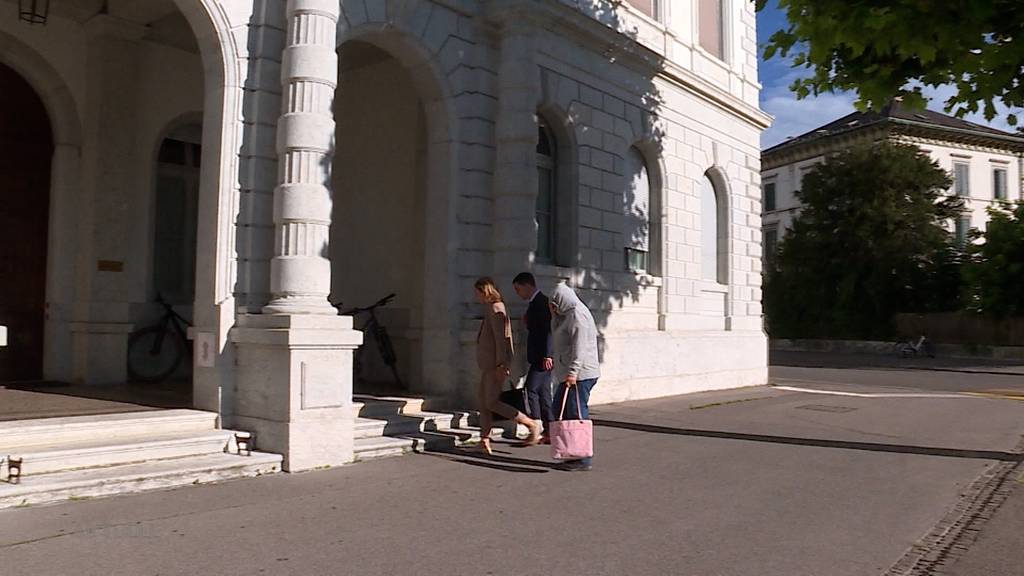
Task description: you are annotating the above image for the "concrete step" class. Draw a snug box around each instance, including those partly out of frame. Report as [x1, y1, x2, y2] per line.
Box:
[4, 431, 236, 477]
[0, 409, 218, 450]
[0, 452, 282, 509]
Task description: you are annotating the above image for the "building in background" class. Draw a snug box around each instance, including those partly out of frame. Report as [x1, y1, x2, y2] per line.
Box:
[761, 101, 1024, 261]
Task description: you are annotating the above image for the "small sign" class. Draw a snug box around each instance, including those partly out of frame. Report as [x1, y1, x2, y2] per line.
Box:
[194, 332, 216, 368]
[97, 260, 124, 272]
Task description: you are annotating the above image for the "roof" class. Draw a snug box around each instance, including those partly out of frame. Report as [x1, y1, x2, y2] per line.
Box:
[763, 100, 1024, 156]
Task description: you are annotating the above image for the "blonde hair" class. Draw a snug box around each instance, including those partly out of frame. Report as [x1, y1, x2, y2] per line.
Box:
[474, 277, 503, 303]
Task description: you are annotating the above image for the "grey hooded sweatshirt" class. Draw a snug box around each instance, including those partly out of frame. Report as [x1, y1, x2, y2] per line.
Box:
[550, 283, 601, 383]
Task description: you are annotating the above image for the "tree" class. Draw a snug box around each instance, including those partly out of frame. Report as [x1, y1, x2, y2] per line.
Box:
[962, 202, 1024, 316]
[764, 143, 962, 339]
[757, 0, 1024, 125]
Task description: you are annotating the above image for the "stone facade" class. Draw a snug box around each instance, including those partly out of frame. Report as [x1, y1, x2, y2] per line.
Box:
[0, 0, 769, 470]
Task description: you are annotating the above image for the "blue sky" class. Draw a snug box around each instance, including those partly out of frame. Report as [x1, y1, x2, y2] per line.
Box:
[756, 1, 1017, 149]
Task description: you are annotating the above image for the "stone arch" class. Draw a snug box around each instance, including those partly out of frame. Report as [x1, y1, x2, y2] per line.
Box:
[702, 165, 732, 288]
[333, 24, 461, 396]
[539, 102, 580, 267]
[0, 30, 81, 148]
[164, 0, 241, 415]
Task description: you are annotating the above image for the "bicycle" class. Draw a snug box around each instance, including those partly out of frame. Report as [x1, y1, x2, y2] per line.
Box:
[126, 295, 192, 383]
[333, 293, 402, 388]
[895, 334, 935, 359]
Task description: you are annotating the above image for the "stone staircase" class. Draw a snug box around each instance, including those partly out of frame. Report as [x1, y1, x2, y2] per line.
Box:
[352, 395, 527, 462]
[0, 410, 281, 509]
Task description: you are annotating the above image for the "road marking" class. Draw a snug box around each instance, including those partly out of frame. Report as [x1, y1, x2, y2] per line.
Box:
[771, 385, 972, 399]
[962, 391, 1024, 401]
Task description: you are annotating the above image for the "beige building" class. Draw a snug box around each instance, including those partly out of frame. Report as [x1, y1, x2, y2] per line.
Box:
[762, 101, 1024, 258]
[0, 0, 769, 490]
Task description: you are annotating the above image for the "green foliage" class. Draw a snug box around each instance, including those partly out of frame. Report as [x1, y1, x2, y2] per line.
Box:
[962, 202, 1024, 316]
[756, 0, 1024, 125]
[764, 143, 963, 339]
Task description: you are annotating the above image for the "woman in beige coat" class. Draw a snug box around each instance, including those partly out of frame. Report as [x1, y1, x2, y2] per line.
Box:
[474, 277, 540, 455]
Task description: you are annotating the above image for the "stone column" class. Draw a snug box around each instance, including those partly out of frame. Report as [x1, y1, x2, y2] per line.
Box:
[492, 16, 541, 281]
[231, 0, 361, 472]
[264, 0, 339, 315]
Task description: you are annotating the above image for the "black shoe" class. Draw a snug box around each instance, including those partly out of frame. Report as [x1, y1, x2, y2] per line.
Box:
[559, 461, 593, 472]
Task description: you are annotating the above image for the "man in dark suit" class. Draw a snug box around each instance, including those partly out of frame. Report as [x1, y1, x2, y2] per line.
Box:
[512, 272, 553, 441]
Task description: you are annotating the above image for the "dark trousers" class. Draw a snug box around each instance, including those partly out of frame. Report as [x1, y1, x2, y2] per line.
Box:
[553, 378, 598, 466]
[524, 365, 553, 432]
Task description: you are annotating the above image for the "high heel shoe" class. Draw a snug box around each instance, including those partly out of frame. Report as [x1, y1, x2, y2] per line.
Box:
[479, 438, 493, 456]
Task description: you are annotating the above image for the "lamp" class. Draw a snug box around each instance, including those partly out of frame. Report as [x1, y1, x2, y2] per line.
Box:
[18, 0, 50, 25]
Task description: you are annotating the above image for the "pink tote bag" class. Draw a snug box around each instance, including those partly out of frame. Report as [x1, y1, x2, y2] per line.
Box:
[550, 386, 594, 460]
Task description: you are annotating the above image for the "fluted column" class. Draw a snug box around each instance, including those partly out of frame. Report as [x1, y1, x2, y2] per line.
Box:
[264, 0, 339, 315]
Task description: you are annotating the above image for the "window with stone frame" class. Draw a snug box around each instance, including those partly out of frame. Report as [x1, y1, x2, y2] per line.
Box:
[701, 174, 728, 284]
[993, 167, 1008, 200]
[624, 147, 652, 273]
[955, 216, 971, 246]
[763, 181, 777, 212]
[536, 119, 557, 264]
[954, 162, 970, 197]
[698, 0, 725, 61]
[625, 0, 662, 21]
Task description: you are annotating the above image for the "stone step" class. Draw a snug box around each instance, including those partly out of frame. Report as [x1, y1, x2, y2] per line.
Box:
[352, 424, 527, 462]
[352, 395, 426, 419]
[3, 431, 237, 478]
[0, 452, 282, 509]
[0, 409, 218, 450]
[353, 411, 475, 440]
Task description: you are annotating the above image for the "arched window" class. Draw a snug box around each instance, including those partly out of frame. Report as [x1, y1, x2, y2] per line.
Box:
[701, 174, 727, 284]
[536, 119, 556, 263]
[624, 147, 651, 272]
[153, 127, 201, 304]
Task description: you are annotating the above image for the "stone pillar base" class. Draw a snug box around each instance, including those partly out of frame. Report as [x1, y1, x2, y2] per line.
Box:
[231, 314, 362, 472]
[69, 321, 134, 384]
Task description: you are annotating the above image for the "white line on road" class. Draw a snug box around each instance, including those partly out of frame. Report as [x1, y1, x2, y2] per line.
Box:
[771, 385, 972, 399]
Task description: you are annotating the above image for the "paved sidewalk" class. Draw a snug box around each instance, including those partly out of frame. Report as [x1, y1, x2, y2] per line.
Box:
[3, 376, 1024, 576]
[942, 471, 1024, 576]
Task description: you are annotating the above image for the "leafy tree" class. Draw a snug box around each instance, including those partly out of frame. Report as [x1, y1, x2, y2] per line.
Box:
[757, 0, 1024, 125]
[764, 143, 963, 339]
[962, 202, 1024, 316]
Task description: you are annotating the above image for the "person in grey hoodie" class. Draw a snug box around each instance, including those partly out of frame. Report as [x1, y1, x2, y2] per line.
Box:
[549, 283, 601, 471]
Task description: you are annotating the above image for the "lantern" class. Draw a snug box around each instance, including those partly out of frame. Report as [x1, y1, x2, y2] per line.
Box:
[18, 0, 50, 25]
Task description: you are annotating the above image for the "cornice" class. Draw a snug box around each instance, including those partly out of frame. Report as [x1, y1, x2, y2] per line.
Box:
[482, 0, 771, 130]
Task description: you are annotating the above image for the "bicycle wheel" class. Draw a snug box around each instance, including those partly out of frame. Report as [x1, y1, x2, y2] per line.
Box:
[127, 326, 184, 383]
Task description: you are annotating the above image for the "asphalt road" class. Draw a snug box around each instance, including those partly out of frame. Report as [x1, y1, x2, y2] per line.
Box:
[2, 353, 1023, 576]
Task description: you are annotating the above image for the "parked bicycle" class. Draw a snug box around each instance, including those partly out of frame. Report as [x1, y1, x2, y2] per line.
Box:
[895, 334, 935, 358]
[126, 295, 192, 383]
[334, 293, 402, 388]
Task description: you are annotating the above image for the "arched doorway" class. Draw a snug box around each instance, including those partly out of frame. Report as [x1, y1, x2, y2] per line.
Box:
[331, 41, 429, 394]
[0, 62, 53, 382]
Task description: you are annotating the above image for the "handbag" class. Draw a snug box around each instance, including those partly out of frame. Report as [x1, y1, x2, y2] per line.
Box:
[549, 385, 594, 460]
[492, 384, 528, 421]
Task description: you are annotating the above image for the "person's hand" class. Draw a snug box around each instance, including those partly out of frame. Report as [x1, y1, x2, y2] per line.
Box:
[542, 357, 554, 371]
[496, 365, 510, 380]
[566, 374, 577, 387]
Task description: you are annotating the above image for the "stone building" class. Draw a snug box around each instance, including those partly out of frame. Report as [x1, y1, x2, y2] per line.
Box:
[0, 0, 769, 474]
[762, 101, 1024, 260]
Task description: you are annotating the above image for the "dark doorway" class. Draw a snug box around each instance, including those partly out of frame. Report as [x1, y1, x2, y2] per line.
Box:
[0, 62, 54, 382]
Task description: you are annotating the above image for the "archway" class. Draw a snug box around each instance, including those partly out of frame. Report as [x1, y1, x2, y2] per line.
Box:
[331, 41, 430, 394]
[0, 62, 53, 382]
